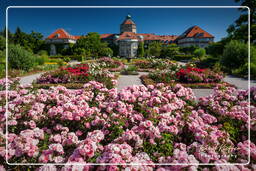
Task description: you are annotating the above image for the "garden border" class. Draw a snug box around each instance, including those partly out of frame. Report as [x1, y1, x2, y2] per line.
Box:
[5, 5, 251, 166]
[140, 74, 236, 89]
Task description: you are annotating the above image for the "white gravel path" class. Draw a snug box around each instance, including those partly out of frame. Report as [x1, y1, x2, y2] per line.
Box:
[19, 72, 44, 85]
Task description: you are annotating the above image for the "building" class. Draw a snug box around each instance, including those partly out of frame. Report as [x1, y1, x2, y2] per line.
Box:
[46, 14, 214, 57]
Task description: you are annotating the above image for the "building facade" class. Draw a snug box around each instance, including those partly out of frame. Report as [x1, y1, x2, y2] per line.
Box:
[46, 15, 214, 57]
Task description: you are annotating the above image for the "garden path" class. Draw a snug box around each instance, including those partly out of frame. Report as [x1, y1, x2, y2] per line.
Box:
[19, 72, 44, 85]
[117, 72, 147, 90]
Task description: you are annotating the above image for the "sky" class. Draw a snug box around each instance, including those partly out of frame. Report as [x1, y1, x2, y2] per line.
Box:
[0, 0, 247, 41]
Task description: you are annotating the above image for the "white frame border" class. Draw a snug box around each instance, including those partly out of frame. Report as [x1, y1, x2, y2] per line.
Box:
[5, 5, 251, 166]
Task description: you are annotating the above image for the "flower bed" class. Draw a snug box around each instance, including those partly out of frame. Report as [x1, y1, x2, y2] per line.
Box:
[96, 57, 124, 72]
[134, 59, 176, 72]
[143, 64, 229, 88]
[141, 74, 234, 89]
[36, 63, 118, 89]
[0, 78, 255, 170]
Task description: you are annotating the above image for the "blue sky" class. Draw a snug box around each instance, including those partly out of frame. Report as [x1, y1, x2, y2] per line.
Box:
[0, 0, 245, 41]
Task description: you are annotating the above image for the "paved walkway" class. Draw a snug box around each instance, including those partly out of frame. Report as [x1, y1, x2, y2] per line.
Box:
[224, 75, 256, 90]
[19, 72, 44, 85]
[117, 72, 146, 90]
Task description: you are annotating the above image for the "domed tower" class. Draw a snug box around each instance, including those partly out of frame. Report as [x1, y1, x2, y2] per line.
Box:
[120, 14, 136, 34]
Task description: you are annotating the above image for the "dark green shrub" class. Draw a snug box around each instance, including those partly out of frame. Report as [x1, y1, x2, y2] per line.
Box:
[35, 55, 48, 65]
[8, 44, 36, 71]
[221, 40, 248, 70]
[196, 55, 219, 69]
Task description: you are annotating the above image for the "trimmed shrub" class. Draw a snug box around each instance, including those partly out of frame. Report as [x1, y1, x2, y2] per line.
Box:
[8, 44, 36, 71]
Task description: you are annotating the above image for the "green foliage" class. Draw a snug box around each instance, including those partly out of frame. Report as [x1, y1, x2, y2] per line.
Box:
[99, 47, 113, 57]
[63, 57, 71, 63]
[56, 59, 65, 67]
[227, 0, 256, 43]
[173, 54, 194, 61]
[108, 44, 119, 57]
[180, 45, 199, 54]
[221, 40, 248, 70]
[37, 50, 48, 56]
[143, 133, 174, 162]
[206, 42, 225, 57]
[13, 27, 45, 53]
[35, 56, 47, 65]
[160, 44, 180, 59]
[72, 32, 109, 58]
[138, 42, 145, 57]
[193, 48, 206, 61]
[222, 120, 244, 142]
[148, 41, 162, 57]
[196, 55, 219, 69]
[0, 36, 5, 51]
[121, 65, 138, 75]
[8, 44, 36, 71]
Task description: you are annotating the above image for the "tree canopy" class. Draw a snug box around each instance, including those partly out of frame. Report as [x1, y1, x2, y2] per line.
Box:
[72, 32, 112, 58]
[227, 0, 256, 43]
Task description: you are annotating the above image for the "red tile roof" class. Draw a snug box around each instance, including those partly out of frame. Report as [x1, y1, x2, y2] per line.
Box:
[100, 34, 114, 39]
[178, 26, 214, 39]
[47, 28, 78, 40]
[46, 26, 212, 43]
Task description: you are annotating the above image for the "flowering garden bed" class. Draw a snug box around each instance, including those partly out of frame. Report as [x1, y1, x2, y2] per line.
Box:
[35, 63, 118, 89]
[0, 77, 255, 170]
[134, 59, 176, 72]
[95, 57, 125, 72]
[141, 65, 234, 88]
[140, 75, 235, 89]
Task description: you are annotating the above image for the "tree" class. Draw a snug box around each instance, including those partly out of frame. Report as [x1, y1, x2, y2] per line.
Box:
[227, 0, 256, 43]
[193, 48, 206, 61]
[0, 27, 14, 43]
[72, 32, 108, 58]
[100, 47, 113, 57]
[13, 27, 45, 53]
[221, 40, 248, 69]
[137, 42, 145, 57]
[148, 41, 162, 57]
[160, 44, 180, 59]
[8, 44, 36, 71]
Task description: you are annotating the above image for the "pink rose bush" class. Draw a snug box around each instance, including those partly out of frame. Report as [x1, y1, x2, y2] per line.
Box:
[0, 78, 255, 170]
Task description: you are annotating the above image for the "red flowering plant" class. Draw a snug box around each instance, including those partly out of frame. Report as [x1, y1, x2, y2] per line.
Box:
[63, 64, 90, 76]
[176, 67, 223, 83]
